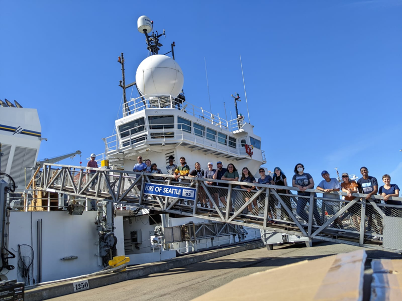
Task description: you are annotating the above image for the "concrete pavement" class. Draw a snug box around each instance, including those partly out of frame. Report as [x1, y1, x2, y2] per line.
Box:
[48, 241, 401, 301]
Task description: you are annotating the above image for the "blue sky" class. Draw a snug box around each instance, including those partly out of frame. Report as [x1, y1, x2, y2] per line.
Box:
[1, 0, 401, 187]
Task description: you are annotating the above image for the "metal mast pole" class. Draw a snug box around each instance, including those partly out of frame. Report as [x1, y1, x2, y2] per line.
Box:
[118, 53, 130, 117]
[204, 57, 212, 113]
[240, 55, 251, 124]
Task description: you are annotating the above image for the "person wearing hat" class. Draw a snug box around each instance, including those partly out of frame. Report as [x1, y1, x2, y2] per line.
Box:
[87, 153, 98, 174]
[166, 155, 177, 175]
[341, 173, 360, 229]
[87, 153, 98, 210]
[316, 170, 343, 228]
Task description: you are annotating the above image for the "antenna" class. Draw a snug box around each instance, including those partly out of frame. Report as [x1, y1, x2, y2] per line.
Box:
[138, 15, 165, 55]
[231, 93, 242, 129]
[223, 101, 228, 121]
[118, 53, 136, 116]
[204, 57, 212, 112]
[240, 55, 251, 123]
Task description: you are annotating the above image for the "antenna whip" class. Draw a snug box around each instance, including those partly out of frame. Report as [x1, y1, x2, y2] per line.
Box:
[240, 55, 251, 123]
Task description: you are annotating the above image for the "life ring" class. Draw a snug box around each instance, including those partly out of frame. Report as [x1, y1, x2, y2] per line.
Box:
[245, 144, 253, 157]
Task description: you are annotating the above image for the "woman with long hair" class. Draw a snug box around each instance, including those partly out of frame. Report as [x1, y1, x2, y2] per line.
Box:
[272, 167, 292, 221]
[240, 167, 256, 212]
[221, 163, 239, 211]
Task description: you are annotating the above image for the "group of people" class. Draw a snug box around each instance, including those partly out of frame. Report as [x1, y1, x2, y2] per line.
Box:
[92, 155, 400, 215]
[130, 156, 401, 219]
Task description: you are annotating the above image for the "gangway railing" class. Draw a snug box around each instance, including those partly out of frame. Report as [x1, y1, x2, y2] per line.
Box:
[29, 163, 402, 253]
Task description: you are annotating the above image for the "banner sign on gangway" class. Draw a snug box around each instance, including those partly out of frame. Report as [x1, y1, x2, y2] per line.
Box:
[143, 183, 197, 201]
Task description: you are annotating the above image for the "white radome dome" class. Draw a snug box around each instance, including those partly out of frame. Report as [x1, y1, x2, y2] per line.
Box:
[135, 55, 184, 98]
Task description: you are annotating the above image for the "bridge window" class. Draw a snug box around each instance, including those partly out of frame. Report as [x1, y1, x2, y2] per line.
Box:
[241, 139, 246, 147]
[250, 137, 261, 149]
[148, 115, 174, 130]
[178, 117, 191, 133]
[206, 128, 216, 141]
[218, 133, 227, 145]
[119, 117, 145, 138]
[229, 136, 236, 148]
[122, 134, 147, 147]
[194, 123, 205, 137]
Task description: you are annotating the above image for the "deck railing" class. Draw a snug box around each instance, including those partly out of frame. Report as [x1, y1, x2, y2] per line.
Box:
[124, 94, 245, 131]
[26, 163, 402, 253]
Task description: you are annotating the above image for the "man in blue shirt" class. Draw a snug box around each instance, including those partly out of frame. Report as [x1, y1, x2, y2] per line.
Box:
[316, 170, 343, 228]
[213, 161, 227, 208]
[357, 167, 381, 234]
[133, 156, 147, 177]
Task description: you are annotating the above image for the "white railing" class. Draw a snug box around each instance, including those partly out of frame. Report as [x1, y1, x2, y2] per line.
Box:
[124, 94, 246, 132]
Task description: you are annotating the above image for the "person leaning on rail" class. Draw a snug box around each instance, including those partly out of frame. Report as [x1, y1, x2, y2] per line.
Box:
[357, 167, 382, 237]
[240, 167, 257, 214]
[272, 167, 293, 221]
[221, 163, 239, 212]
[341, 173, 360, 230]
[213, 161, 227, 209]
[316, 170, 343, 229]
[166, 155, 177, 176]
[292, 163, 322, 226]
[189, 162, 206, 207]
[257, 168, 275, 220]
[204, 162, 217, 209]
[379, 174, 400, 217]
[174, 157, 190, 182]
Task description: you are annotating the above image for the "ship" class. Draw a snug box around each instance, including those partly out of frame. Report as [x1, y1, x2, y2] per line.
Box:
[0, 15, 266, 285]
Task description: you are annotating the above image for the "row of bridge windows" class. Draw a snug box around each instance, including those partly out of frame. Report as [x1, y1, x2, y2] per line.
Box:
[118, 115, 261, 149]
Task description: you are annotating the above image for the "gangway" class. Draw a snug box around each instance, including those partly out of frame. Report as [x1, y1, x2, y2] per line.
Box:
[27, 163, 402, 253]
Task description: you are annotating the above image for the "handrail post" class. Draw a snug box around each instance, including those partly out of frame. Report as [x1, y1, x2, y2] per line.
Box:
[193, 180, 199, 215]
[359, 199, 366, 245]
[225, 184, 232, 222]
[307, 192, 315, 237]
[263, 188, 269, 228]
[139, 174, 145, 205]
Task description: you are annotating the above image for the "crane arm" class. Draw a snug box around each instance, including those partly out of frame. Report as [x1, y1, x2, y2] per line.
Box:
[36, 150, 82, 166]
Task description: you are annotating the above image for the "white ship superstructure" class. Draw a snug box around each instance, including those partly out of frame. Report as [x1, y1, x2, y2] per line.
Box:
[0, 15, 264, 285]
[0, 102, 42, 192]
[103, 94, 266, 173]
[103, 16, 265, 173]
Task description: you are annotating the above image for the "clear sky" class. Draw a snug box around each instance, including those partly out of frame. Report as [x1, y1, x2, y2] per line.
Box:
[1, 0, 401, 187]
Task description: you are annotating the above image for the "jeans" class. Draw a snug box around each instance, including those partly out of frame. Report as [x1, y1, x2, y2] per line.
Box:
[296, 192, 322, 226]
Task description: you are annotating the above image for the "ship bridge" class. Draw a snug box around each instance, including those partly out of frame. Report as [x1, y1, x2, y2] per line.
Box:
[28, 163, 402, 253]
[102, 95, 266, 167]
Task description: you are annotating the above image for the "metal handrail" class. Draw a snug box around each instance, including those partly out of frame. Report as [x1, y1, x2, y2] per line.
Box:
[27, 163, 402, 253]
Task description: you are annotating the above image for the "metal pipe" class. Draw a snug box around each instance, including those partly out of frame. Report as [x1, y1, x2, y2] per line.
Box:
[37, 219, 42, 283]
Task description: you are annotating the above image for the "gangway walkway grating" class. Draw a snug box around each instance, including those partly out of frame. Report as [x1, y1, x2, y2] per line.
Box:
[27, 163, 402, 254]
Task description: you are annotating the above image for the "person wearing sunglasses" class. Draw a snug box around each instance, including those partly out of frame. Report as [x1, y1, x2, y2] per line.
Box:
[341, 173, 360, 229]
